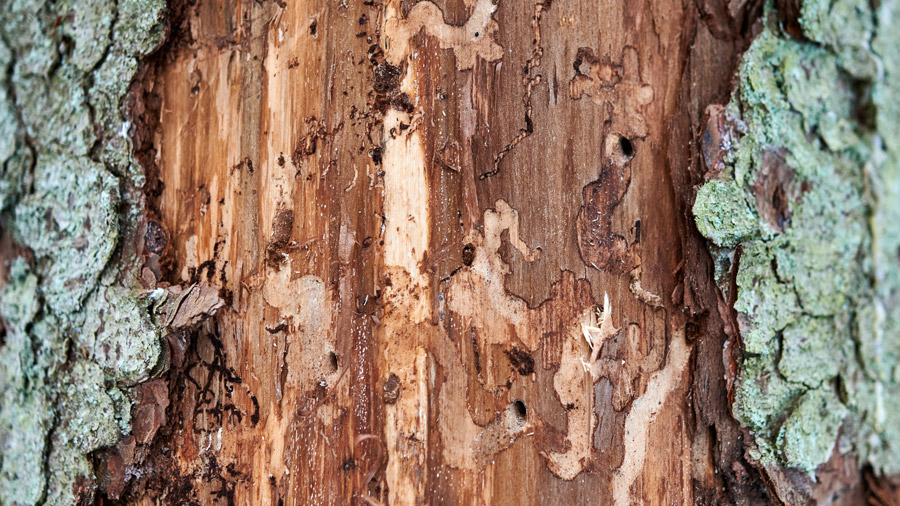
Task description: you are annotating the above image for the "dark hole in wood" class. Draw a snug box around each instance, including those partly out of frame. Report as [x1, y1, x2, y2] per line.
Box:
[512, 399, 527, 421]
[461, 243, 476, 266]
[619, 136, 634, 159]
[328, 352, 338, 371]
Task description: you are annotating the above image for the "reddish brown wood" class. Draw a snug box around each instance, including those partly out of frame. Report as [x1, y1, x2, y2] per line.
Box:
[124, 0, 795, 504]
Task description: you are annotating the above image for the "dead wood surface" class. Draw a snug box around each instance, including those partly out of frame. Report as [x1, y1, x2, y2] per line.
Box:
[124, 0, 847, 504]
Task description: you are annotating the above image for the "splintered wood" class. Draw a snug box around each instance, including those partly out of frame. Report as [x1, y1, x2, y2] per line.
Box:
[134, 0, 759, 503]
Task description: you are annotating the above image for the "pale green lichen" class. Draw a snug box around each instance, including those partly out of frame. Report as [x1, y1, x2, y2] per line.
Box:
[81, 287, 166, 386]
[15, 152, 121, 314]
[693, 181, 761, 248]
[0, 0, 166, 504]
[777, 388, 848, 472]
[693, 0, 900, 474]
[734, 240, 800, 354]
[0, 260, 54, 506]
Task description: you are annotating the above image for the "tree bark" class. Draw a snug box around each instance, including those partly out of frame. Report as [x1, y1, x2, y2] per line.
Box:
[1, 0, 898, 505]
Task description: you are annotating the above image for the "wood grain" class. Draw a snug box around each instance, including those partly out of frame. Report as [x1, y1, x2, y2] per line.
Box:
[131, 0, 772, 503]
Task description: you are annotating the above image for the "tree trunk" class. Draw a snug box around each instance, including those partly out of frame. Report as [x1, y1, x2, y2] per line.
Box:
[1, 0, 898, 504]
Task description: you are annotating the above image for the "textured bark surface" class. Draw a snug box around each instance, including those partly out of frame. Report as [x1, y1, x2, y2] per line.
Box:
[693, 0, 900, 501]
[0, 2, 172, 504]
[4, 0, 897, 505]
[8, 0, 900, 505]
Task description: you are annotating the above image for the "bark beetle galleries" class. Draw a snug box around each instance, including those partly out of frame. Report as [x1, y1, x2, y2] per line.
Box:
[6, 0, 898, 504]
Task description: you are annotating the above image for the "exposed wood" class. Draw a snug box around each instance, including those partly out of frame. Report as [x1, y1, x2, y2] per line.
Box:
[127, 0, 780, 503]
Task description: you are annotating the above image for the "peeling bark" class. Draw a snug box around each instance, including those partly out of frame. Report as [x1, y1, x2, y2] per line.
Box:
[1, 0, 898, 505]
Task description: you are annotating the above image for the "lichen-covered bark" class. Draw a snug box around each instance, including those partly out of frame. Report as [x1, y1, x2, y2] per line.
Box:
[693, 0, 900, 492]
[0, 1, 168, 504]
[10, 0, 898, 504]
